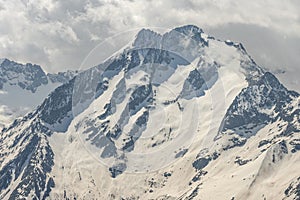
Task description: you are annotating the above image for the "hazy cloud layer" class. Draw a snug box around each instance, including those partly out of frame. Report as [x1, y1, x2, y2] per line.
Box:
[0, 0, 299, 87]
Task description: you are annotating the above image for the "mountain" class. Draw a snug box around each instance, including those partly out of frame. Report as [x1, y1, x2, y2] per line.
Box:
[0, 59, 77, 129]
[0, 25, 299, 200]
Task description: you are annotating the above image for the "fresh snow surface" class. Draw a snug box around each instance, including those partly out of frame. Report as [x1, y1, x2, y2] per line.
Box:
[48, 32, 254, 199]
[1, 26, 299, 200]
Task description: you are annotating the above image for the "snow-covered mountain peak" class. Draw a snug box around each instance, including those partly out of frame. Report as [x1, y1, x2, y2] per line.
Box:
[132, 25, 208, 53]
[173, 24, 204, 36]
[133, 28, 162, 49]
[0, 26, 299, 199]
[38, 25, 265, 135]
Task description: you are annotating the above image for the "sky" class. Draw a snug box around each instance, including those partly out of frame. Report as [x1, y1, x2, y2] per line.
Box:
[0, 0, 299, 90]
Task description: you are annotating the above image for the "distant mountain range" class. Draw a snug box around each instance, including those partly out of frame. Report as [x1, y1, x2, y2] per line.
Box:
[0, 58, 77, 128]
[0, 25, 299, 200]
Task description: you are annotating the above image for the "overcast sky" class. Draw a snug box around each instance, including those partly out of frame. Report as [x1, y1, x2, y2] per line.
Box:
[0, 0, 299, 90]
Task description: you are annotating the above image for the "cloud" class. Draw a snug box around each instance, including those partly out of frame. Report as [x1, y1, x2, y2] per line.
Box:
[0, 0, 299, 76]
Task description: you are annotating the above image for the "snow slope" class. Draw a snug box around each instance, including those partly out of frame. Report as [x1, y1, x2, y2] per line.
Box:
[0, 25, 299, 200]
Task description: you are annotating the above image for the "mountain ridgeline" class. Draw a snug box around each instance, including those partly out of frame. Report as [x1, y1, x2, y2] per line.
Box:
[0, 25, 299, 200]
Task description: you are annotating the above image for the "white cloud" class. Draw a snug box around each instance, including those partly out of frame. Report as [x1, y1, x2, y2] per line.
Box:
[0, 0, 299, 75]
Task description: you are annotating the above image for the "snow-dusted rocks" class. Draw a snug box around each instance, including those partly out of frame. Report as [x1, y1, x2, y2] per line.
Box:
[0, 25, 299, 199]
[0, 59, 77, 129]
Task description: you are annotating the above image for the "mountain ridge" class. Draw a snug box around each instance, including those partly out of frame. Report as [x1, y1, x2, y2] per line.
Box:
[0, 58, 77, 129]
[0, 25, 299, 200]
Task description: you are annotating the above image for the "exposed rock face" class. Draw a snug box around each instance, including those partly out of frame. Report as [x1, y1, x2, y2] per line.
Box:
[0, 25, 299, 200]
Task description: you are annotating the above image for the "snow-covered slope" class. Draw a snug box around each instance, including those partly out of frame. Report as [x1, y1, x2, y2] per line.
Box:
[0, 25, 299, 200]
[0, 59, 77, 129]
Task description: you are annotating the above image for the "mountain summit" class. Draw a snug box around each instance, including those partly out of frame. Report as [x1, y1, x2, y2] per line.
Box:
[0, 25, 299, 200]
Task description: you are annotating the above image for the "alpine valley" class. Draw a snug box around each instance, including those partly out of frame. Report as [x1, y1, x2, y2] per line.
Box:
[0, 25, 299, 200]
